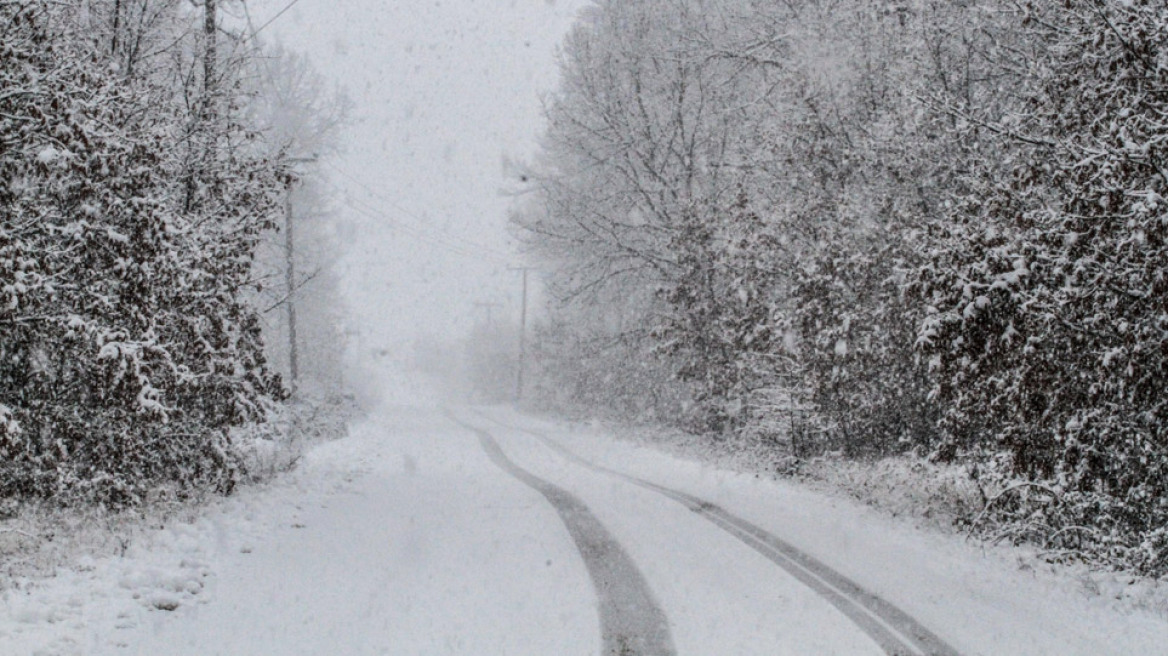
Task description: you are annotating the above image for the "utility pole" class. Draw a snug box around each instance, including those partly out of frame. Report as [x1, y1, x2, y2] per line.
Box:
[472, 301, 503, 327]
[283, 155, 318, 397]
[111, 0, 122, 58]
[509, 266, 537, 403]
[203, 0, 216, 94]
[202, 0, 217, 163]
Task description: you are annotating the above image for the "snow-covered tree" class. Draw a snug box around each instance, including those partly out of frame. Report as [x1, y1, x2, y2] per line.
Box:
[514, 0, 798, 429]
[912, 0, 1168, 571]
[518, 0, 961, 441]
[0, 1, 285, 504]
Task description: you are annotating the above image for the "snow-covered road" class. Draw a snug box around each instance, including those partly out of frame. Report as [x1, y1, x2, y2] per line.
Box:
[464, 411, 957, 655]
[6, 391, 1168, 655]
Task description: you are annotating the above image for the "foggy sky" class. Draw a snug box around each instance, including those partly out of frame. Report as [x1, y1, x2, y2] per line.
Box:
[249, 0, 588, 352]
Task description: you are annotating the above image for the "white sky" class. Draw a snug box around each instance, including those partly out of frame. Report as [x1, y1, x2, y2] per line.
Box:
[247, 0, 588, 351]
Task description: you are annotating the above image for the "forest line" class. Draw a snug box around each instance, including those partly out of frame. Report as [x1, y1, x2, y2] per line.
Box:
[514, 0, 1168, 576]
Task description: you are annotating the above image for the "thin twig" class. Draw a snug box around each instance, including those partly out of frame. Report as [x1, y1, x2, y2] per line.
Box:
[0, 527, 39, 540]
[968, 481, 1061, 534]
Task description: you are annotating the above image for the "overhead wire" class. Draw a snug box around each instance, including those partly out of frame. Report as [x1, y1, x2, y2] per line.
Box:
[322, 159, 517, 264]
[236, 3, 517, 268]
[324, 158, 517, 259]
[244, 0, 308, 42]
[337, 187, 514, 266]
[341, 192, 482, 259]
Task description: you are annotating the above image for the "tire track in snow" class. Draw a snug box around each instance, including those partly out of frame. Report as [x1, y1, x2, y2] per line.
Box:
[481, 414, 962, 656]
[447, 414, 676, 656]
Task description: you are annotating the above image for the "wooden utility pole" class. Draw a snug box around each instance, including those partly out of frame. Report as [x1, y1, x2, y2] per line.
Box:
[509, 266, 536, 402]
[201, 0, 219, 173]
[472, 301, 503, 327]
[283, 156, 318, 397]
[204, 0, 216, 97]
[284, 186, 299, 395]
[111, 0, 122, 58]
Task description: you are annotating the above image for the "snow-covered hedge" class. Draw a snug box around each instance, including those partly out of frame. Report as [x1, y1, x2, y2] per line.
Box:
[0, 1, 285, 505]
[910, 0, 1168, 576]
[517, 0, 1168, 576]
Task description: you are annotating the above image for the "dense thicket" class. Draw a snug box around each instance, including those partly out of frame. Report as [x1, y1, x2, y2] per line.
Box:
[516, 0, 1168, 574]
[0, 1, 288, 504]
[913, 0, 1168, 573]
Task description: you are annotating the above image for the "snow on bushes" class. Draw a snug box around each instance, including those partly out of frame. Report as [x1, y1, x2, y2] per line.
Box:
[0, 1, 284, 505]
[912, 0, 1168, 575]
[516, 0, 1168, 577]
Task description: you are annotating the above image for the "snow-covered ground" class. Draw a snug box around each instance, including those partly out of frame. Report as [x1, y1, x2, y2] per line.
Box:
[475, 407, 1168, 655]
[3, 370, 1167, 655]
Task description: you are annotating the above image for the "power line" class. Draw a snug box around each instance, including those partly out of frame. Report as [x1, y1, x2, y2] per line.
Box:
[240, 1, 287, 112]
[230, 19, 518, 270]
[338, 192, 512, 265]
[246, 0, 308, 41]
[322, 159, 516, 261]
[339, 191, 487, 259]
[328, 160, 515, 259]
[237, 10, 520, 273]
[345, 195, 508, 264]
[343, 199, 484, 261]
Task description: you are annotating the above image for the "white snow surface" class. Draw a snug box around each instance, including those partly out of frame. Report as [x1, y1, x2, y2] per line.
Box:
[3, 371, 1167, 655]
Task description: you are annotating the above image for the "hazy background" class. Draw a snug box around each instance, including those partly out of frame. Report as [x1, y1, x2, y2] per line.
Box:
[247, 0, 588, 355]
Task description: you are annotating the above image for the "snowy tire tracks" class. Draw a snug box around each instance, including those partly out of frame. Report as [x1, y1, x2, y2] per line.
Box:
[473, 413, 962, 656]
[448, 414, 676, 656]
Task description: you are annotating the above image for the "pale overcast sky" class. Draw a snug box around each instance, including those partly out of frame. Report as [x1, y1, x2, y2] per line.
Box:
[248, 0, 588, 351]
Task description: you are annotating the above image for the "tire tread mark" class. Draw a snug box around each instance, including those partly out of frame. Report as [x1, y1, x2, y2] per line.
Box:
[483, 414, 962, 656]
[447, 412, 676, 656]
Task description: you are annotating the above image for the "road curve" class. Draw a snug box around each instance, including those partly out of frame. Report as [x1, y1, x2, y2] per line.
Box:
[447, 413, 676, 656]
[479, 413, 962, 656]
